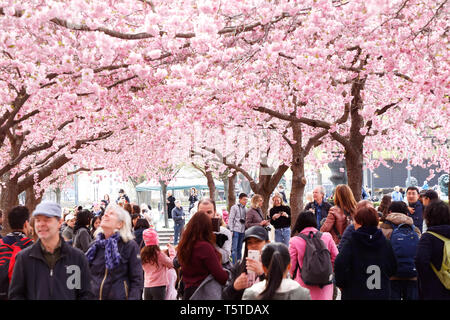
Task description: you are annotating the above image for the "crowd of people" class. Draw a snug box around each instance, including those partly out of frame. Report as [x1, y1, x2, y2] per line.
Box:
[0, 184, 449, 301]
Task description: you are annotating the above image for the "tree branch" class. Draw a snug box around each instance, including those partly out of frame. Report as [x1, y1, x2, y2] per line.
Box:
[413, 0, 448, 39]
[366, 100, 402, 132]
[16, 131, 114, 191]
[304, 129, 329, 154]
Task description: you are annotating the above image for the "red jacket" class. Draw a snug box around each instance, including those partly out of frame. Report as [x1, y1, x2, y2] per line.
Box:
[181, 241, 228, 289]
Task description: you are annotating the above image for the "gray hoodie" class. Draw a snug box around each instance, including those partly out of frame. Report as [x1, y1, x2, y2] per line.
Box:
[228, 203, 247, 233]
[242, 278, 311, 300]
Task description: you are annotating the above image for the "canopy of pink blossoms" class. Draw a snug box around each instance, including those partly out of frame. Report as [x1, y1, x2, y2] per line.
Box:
[0, 0, 448, 195]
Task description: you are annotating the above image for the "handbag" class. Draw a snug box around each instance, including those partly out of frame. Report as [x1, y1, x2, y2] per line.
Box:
[189, 274, 225, 300]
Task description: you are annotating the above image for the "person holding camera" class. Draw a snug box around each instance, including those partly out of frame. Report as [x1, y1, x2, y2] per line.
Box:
[116, 189, 130, 204]
[228, 193, 249, 264]
[245, 194, 271, 231]
[198, 199, 232, 269]
[268, 193, 291, 247]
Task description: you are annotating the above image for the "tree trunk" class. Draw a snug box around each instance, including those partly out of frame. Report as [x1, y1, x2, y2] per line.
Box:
[0, 176, 20, 235]
[345, 149, 364, 202]
[258, 188, 273, 219]
[290, 162, 306, 229]
[25, 186, 44, 214]
[55, 187, 62, 204]
[227, 173, 237, 212]
[252, 167, 288, 218]
[344, 76, 366, 202]
[205, 169, 216, 200]
[222, 174, 229, 202]
[159, 180, 169, 228]
[289, 122, 307, 228]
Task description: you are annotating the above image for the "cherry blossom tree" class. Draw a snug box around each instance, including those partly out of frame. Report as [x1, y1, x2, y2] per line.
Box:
[1, 0, 448, 233]
[185, 0, 449, 204]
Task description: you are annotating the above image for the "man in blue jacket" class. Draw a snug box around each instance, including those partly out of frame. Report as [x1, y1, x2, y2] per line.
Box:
[172, 200, 185, 245]
[406, 186, 424, 232]
[304, 186, 332, 228]
[8, 202, 92, 300]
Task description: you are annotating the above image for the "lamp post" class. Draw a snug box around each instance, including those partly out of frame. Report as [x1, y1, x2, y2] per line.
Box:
[406, 155, 411, 188]
[74, 165, 79, 206]
[370, 169, 373, 199]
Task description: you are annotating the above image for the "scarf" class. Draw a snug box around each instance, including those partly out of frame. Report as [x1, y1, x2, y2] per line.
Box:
[86, 232, 122, 270]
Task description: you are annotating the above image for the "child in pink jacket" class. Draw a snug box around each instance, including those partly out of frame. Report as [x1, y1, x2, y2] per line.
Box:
[162, 248, 178, 300]
[141, 228, 176, 300]
[289, 211, 339, 300]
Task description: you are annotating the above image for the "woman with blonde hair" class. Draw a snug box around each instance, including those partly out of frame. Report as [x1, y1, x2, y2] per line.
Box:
[268, 193, 291, 247]
[245, 194, 270, 230]
[320, 184, 356, 245]
[86, 204, 143, 300]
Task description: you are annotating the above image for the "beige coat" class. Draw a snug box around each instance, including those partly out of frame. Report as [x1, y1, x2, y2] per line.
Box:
[379, 212, 422, 240]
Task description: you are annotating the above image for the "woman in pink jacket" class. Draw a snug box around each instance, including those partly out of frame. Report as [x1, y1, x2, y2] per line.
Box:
[141, 228, 176, 300]
[289, 210, 339, 300]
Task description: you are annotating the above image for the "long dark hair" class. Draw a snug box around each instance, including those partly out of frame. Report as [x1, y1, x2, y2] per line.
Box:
[177, 211, 217, 266]
[90, 215, 101, 235]
[141, 245, 161, 267]
[378, 195, 392, 221]
[134, 218, 150, 230]
[74, 209, 92, 233]
[291, 210, 317, 236]
[259, 243, 290, 300]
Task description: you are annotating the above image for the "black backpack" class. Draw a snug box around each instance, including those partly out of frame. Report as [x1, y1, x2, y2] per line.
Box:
[292, 231, 333, 288]
[0, 237, 33, 300]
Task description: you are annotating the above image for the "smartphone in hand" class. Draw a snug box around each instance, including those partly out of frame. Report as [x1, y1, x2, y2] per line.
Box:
[247, 250, 261, 286]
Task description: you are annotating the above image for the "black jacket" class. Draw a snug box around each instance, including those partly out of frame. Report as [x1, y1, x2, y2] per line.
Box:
[334, 226, 397, 300]
[133, 228, 146, 249]
[188, 195, 198, 205]
[304, 201, 332, 226]
[337, 224, 355, 251]
[167, 196, 176, 219]
[222, 259, 265, 300]
[415, 225, 450, 300]
[8, 237, 92, 300]
[88, 237, 143, 300]
[268, 205, 291, 229]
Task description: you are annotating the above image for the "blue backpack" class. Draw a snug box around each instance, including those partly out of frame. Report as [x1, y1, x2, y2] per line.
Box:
[389, 223, 419, 278]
